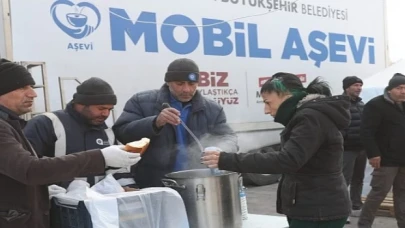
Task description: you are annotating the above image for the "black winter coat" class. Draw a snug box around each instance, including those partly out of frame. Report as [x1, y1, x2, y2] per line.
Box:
[113, 85, 238, 188]
[219, 95, 351, 221]
[361, 92, 405, 166]
[343, 96, 364, 150]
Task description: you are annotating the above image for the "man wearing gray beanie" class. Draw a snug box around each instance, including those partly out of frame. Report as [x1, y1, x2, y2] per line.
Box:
[113, 58, 238, 188]
[359, 73, 405, 227]
[0, 59, 141, 228]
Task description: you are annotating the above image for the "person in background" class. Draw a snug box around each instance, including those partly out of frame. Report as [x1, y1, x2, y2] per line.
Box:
[358, 73, 405, 228]
[0, 58, 140, 228]
[340, 76, 366, 223]
[24, 77, 135, 190]
[202, 73, 351, 228]
[113, 58, 238, 188]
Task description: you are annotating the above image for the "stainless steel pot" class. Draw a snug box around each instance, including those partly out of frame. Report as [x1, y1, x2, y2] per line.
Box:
[162, 169, 242, 228]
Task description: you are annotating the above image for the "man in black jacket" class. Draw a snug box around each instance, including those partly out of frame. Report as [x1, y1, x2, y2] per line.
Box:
[113, 58, 238, 188]
[358, 73, 405, 228]
[341, 76, 366, 220]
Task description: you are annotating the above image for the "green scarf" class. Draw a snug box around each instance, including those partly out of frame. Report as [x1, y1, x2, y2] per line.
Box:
[274, 91, 307, 126]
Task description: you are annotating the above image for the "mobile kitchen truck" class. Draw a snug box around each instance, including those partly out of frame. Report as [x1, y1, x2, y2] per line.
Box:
[0, 0, 391, 227]
[0, 0, 388, 158]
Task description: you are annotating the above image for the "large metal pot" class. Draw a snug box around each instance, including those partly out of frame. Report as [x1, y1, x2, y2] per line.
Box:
[162, 169, 242, 228]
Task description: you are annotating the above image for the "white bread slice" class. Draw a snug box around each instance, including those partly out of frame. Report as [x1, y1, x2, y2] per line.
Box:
[124, 138, 150, 155]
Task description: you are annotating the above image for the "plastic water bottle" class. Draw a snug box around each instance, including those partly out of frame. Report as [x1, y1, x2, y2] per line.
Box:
[239, 177, 248, 220]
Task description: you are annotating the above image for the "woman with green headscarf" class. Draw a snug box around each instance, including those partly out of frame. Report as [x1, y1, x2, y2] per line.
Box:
[202, 72, 351, 228]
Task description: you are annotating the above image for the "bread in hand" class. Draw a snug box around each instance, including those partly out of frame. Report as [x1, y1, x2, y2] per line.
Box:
[124, 138, 150, 155]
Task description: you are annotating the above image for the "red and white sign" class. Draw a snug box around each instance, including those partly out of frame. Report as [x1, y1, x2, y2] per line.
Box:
[258, 77, 271, 87]
[198, 71, 239, 105]
[297, 74, 307, 83]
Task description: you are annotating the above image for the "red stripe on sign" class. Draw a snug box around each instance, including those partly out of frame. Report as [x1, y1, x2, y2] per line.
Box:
[258, 77, 271, 87]
[296, 74, 307, 83]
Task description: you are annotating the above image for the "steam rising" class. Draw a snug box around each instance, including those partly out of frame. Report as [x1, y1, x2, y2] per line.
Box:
[185, 129, 282, 170]
[185, 133, 238, 170]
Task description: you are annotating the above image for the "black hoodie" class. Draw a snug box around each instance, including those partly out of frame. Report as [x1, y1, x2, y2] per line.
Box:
[219, 95, 351, 221]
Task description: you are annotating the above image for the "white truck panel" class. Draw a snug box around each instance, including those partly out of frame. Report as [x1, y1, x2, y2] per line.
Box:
[4, 0, 388, 150]
[0, 0, 6, 58]
[0, 0, 12, 59]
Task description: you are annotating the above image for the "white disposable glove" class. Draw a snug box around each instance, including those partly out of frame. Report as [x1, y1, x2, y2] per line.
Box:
[48, 184, 66, 199]
[101, 145, 141, 168]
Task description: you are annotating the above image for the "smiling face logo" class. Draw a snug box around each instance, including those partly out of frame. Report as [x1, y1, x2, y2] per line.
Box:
[50, 0, 101, 39]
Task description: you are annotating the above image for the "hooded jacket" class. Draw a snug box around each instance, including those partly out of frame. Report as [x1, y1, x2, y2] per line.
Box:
[219, 94, 351, 221]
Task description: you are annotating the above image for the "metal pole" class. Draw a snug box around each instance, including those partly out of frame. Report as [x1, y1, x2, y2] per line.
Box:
[1, 0, 13, 60]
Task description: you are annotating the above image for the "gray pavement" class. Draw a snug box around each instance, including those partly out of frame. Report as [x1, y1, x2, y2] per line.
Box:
[245, 183, 398, 228]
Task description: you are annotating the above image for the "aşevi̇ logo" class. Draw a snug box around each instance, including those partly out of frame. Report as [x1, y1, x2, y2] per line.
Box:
[50, 0, 101, 39]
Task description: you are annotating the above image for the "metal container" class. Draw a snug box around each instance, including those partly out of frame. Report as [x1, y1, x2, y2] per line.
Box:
[162, 169, 242, 228]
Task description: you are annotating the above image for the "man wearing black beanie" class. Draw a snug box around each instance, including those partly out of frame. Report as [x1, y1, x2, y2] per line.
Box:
[113, 58, 238, 188]
[73, 77, 117, 108]
[359, 73, 405, 227]
[0, 59, 36, 114]
[340, 76, 366, 223]
[0, 59, 141, 228]
[25, 77, 136, 189]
